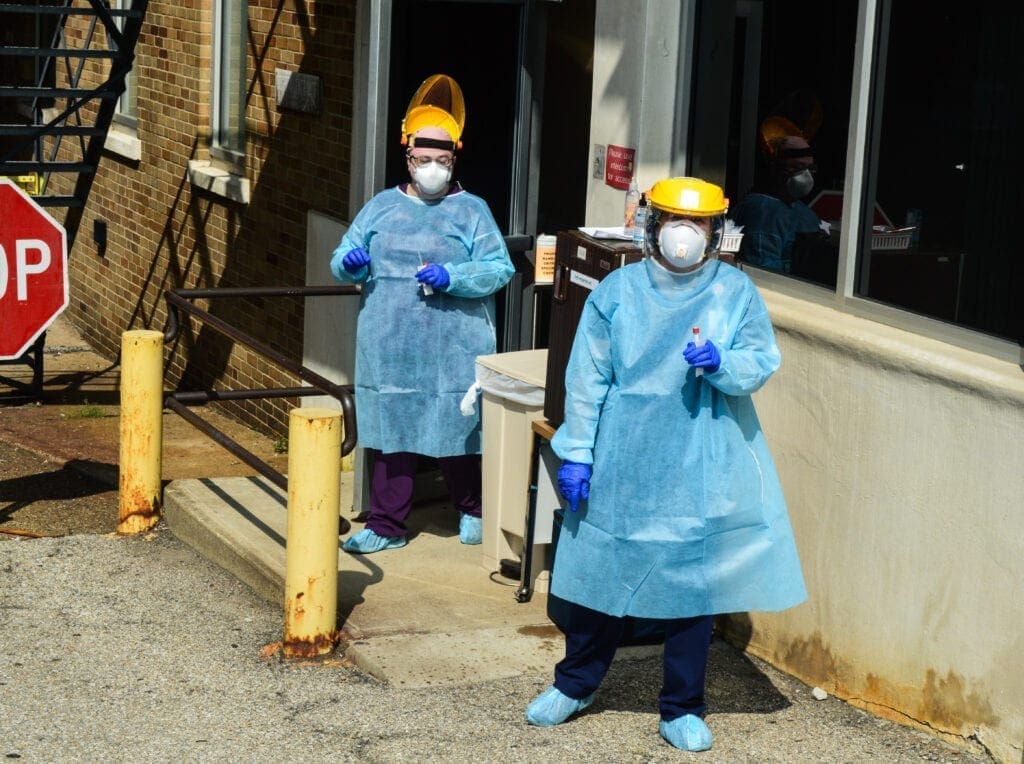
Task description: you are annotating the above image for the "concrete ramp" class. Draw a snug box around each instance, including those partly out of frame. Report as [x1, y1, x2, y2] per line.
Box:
[163, 474, 658, 689]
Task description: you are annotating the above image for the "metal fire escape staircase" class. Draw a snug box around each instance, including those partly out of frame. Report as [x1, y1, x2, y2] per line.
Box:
[0, 0, 147, 400]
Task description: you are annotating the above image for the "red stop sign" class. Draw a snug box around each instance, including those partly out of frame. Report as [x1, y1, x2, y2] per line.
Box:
[0, 179, 69, 360]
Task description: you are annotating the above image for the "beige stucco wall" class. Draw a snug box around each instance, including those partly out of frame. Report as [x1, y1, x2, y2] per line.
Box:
[585, 1, 684, 226]
[732, 289, 1024, 763]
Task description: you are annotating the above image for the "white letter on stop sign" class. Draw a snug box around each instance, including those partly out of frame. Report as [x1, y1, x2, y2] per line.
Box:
[0, 239, 52, 301]
[17, 239, 51, 300]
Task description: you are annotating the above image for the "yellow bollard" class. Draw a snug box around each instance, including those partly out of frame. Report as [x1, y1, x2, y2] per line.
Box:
[118, 330, 164, 535]
[283, 407, 342, 658]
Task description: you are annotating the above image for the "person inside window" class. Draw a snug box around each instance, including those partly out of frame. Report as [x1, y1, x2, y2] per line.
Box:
[732, 116, 825, 275]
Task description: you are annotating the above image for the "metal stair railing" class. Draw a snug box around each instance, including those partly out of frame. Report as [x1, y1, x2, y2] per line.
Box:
[0, 0, 149, 401]
[163, 285, 362, 491]
[0, 0, 148, 245]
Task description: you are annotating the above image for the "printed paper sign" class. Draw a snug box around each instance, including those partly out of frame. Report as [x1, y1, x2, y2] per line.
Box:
[569, 269, 599, 292]
[605, 145, 635, 190]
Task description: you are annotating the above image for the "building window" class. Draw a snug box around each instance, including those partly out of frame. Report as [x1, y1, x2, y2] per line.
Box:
[726, 1, 857, 291]
[211, 0, 247, 163]
[720, 1, 1021, 355]
[859, 3, 1022, 343]
[111, 0, 138, 130]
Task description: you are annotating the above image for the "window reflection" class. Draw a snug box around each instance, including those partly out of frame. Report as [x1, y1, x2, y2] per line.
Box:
[727, 1, 857, 289]
[862, 4, 1022, 341]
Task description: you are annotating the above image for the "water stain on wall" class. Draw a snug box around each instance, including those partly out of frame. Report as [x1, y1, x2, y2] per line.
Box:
[725, 623, 1000, 745]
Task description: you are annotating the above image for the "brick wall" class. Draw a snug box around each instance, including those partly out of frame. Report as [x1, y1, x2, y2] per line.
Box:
[55, 0, 357, 436]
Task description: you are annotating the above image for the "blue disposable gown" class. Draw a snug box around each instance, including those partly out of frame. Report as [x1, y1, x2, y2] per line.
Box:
[731, 193, 820, 272]
[331, 185, 513, 457]
[550, 258, 806, 619]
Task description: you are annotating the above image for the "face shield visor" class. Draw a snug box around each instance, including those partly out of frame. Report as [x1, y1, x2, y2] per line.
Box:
[646, 209, 726, 270]
[400, 74, 466, 151]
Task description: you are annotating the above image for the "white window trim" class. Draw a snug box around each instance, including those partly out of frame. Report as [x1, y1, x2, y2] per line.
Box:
[110, 0, 139, 133]
[104, 122, 142, 161]
[211, 0, 246, 169]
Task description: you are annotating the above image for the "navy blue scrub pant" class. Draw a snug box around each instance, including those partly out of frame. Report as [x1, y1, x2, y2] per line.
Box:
[553, 603, 714, 721]
[367, 451, 482, 538]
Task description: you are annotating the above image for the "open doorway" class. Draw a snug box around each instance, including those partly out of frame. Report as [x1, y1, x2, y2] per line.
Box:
[386, 0, 595, 240]
[386, 0, 522, 232]
[385, 0, 595, 351]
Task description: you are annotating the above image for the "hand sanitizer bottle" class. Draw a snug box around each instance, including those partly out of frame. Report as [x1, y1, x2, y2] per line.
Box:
[624, 178, 640, 231]
[632, 193, 647, 251]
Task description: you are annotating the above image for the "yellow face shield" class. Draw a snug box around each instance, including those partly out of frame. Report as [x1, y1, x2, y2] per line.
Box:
[400, 74, 466, 150]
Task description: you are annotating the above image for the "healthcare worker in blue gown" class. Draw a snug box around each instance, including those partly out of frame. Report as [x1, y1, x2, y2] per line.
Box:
[525, 177, 806, 752]
[330, 74, 514, 554]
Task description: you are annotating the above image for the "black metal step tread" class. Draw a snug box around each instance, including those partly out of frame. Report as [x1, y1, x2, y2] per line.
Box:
[0, 6, 143, 17]
[0, 87, 118, 99]
[0, 48, 118, 59]
[32, 196, 85, 208]
[0, 125, 106, 136]
[1, 162, 96, 174]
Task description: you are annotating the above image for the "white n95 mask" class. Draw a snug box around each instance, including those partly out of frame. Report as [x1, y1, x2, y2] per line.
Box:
[657, 220, 708, 269]
[412, 162, 451, 196]
[786, 169, 814, 199]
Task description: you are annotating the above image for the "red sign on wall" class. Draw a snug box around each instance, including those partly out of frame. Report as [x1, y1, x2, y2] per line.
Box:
[605, 144, 635, 190]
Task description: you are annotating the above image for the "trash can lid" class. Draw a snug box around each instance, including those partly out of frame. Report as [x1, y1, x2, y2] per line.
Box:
[475, 349, 547, 388]
[475, 350, 547, 407]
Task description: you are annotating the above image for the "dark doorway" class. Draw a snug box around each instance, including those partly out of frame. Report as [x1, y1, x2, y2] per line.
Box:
[534, 0, 595, 235]
[385, 0, 596, 351]
[386, 0, 522, 233]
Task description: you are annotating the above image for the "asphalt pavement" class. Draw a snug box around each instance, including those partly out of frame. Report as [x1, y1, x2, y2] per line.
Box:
[1, 531, 993, 762]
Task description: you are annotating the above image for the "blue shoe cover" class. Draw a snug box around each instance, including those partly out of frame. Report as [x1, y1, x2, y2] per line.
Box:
[459, 513, 482, 545]
[659, 714, 712, 752]
[525, 685, 594, 727]
[342, 528, 406, 554]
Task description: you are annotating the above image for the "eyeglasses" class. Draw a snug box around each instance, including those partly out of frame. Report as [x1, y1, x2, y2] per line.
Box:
[407, 154, 454, 168]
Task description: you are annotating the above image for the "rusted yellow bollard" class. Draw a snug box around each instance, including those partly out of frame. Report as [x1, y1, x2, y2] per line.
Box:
[283, 407, 342, 658]
[118, 329, 164, 535]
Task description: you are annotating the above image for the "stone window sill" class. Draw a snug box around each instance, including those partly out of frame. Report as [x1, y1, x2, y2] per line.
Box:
[104, 127, 142, 162]
[187, 159, 251, 205]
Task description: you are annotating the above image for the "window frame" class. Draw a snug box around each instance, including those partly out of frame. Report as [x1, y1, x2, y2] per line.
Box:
[210, 0, 247, 168]
[739, 0, 1021, 366]
[109, 0, 138, 131]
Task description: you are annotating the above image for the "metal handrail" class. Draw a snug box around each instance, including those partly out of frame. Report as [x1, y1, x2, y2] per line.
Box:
[163, 285, 361, 489]
[161, 234, 535, 484]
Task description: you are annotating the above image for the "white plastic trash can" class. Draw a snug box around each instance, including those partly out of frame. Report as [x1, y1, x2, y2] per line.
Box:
[475, 349, 558, 592]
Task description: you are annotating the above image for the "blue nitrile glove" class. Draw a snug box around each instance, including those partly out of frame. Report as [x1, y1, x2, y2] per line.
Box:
[683, 339, 721, 373]
[415, 263, 451, 290]
[557, 461, 592, 513]
[342, 247, 370, 273]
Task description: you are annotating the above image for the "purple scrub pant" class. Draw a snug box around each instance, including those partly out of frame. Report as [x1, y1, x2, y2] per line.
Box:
[553, 603, 714, 721]
[366, 450, 482, 539]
